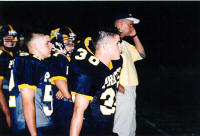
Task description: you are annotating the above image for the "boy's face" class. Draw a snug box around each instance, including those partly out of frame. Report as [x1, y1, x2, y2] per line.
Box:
[106, 34, 122, 60]
[3, 35, 15, 47]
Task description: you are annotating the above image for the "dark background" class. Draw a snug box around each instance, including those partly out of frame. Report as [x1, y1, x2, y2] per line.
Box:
[0, 1, 200, 135]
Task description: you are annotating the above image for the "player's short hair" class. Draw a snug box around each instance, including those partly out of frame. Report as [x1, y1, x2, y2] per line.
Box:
[92, 25, 120, 49]
[24, 23, 49, 48]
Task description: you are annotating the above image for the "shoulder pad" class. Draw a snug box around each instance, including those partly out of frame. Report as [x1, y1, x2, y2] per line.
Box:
[71, 48, 104, 76]
[33, 55, 41, 60]
[19, 52, 29, 56]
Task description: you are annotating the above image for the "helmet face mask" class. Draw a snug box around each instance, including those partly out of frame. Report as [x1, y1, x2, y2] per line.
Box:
[64, 38, 74, 52]
[50, 27, 76, 55]
[51, 40, 66, 54]
[3, 35, 15, 47]
[0, 24, 18, 48]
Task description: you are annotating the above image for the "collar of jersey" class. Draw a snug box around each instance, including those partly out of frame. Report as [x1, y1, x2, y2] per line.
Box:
[0, 46, 13, 57]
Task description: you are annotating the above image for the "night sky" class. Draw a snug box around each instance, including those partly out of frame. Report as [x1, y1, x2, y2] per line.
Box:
[0, 1, 200, 67]
[0, 1, 200, 135]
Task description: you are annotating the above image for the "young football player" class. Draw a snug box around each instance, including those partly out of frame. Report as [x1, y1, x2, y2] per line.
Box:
[0, 24, 18, 129]
[69, 26, 123, 136]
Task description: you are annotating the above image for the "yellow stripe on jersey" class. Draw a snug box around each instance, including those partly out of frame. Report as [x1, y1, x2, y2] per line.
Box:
[109, 62, 113, 70]
[50, 76, 67, 85]
[9, 51, 13, 57]
[66, 56, 71, 62]
[71, 91, 93, 101]
[0, 76, 4, 80]
[18, 84, 37, 93]
[2, 48, 13, 57]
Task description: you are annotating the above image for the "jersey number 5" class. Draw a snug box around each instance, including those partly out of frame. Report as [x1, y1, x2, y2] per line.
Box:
[43, 85, 53, 116]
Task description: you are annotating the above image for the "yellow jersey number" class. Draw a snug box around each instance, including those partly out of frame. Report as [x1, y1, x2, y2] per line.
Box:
[9, 71, 54, 117]
[75, 48, 100, 66]
[100, 88, 116, 115]
[43, 72, 53, 116]
[43, 85, 53, 116]
[9, 69, 16, 107]
[75, 48, 116, 115]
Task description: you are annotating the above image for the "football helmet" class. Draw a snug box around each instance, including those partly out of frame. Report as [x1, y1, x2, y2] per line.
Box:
[50, 26, 76, 55]
[0, 24, 18, 47]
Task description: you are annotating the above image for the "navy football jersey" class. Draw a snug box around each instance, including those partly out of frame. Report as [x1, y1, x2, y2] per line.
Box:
[28, 53, 72, 130]
[9, 52, 75, 134]
[0, 49, 14, 92]
[71, 36, 94, 59]
[68, 46, 122, 133]
[8, 53, 48, 133]
[47, 53, 70, 80]
[47, 53, 74, 134]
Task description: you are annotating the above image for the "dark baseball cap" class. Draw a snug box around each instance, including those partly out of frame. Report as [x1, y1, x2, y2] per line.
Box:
[115, 13, 140, 24]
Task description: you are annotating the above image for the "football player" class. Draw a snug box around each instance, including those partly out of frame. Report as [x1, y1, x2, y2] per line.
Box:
[8, 28, 53, 135]
[50, 26, 76, 135]
[69, 26, 123, 136]
[8, 24, 74, 136]
[0, 24, 18, 129]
